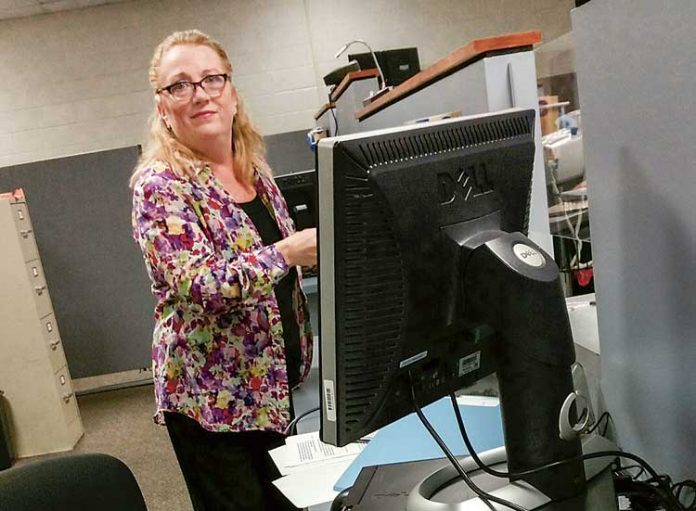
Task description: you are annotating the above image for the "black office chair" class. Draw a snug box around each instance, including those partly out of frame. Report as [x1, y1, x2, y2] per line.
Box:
[0, 452, 147, 510]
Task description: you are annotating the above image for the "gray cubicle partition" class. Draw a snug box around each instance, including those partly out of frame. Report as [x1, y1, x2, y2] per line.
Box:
[0, 133, 315, 380]
[573, 0, 696, 480]
[265, 129, 314, 175]
[0, 147, 153, 378]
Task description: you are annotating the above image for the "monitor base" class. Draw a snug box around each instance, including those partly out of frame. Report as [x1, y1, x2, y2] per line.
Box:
[406, 434, 618, 510]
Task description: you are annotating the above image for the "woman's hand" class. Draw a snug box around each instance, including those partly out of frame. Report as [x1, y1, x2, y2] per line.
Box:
[275, 228, 317, 267]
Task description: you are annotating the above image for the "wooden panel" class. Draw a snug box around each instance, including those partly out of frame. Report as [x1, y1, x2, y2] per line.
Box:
[356, 31, 542, 121]
[314, 102, 335, 120]
[330, 69, 379, 103]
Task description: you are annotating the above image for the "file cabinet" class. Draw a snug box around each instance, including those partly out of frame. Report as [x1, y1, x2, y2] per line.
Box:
[0, 196, 83, 457]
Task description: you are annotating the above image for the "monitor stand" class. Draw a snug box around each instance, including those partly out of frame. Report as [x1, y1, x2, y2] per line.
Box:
[406, 434, 618, 511]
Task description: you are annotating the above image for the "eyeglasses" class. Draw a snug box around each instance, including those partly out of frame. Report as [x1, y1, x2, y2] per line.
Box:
[157, 74, 230, 102]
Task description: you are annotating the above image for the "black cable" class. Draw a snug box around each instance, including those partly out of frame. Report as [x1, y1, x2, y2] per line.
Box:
[588, 451, 684, 511]
[283, 405, 319, 436]
[614, 470, 683, 511]
[327, 92, 339, 136]
[450, 390, 592, 480]
[614, 463, 687, 511]
[673, 480, 696, 510]
[409, 373, 528, 511]
[330, 105, 339, 136]
[586, 410, 612, 435]
[614, 477, 672, 510]
[447, 392, 684, 510]
[617, 463, 647, 481]
[330, 487, 351, 511]
[449, 391, 521, 479]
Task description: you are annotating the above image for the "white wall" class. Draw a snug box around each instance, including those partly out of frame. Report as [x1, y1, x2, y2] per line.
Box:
[0, 0, 573, 168]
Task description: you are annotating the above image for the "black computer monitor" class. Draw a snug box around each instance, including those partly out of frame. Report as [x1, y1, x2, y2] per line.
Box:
[275, 169, 316, 231]
[348, 47, 420, 87]
[316, 109, 586, 502]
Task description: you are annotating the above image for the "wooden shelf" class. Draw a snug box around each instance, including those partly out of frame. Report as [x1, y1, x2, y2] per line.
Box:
[356, 30, 542, 121]
[329, 69, 380, 103]
[314, 102, 335, 120]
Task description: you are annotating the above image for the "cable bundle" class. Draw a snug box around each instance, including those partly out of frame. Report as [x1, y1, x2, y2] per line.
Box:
[613, 461, 696, 511]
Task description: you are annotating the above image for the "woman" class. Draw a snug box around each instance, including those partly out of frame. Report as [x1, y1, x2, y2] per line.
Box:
[130, 29, 315, 511]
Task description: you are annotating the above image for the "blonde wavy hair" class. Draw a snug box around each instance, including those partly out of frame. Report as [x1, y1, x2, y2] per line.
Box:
[129, 29, 265, 188]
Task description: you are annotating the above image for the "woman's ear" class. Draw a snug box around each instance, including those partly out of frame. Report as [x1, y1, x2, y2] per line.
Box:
[156, 103, 172, 131]
[160, 115, 172, 131]
[230, 85, 238, 117]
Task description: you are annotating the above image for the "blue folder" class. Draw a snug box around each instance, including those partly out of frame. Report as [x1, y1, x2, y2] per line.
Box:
[333, 396, 504, 491]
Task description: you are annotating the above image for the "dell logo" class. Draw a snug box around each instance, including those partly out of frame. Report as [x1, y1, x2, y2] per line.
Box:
[437, 163, 493, 205]
[513, 243, 545, 267]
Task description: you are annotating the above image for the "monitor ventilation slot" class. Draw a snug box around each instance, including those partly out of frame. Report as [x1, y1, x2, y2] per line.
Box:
[340, 178, 405, 429]
[357, 114, 533, 168]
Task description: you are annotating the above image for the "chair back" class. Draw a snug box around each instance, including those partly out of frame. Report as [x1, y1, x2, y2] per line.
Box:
[0, 452, 147, 511]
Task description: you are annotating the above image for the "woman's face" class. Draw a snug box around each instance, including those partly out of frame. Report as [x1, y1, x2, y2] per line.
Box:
[156, 44, 237, 153]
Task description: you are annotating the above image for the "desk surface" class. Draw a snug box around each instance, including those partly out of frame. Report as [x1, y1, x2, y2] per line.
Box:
[293, 294, 602, 510]
[342, 460, 616, 510]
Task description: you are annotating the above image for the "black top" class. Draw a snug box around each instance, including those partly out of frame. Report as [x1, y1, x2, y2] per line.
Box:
[239, 194, 301, 388]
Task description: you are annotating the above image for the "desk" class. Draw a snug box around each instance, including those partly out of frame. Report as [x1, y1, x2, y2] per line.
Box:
[339, 457, 617, 510]
[288, 294, 606, 510]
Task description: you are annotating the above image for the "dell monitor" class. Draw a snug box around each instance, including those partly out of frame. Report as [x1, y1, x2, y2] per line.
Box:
[317, 109, 588, 504]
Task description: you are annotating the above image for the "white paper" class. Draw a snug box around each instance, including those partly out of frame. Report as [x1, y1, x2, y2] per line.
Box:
[269, 444, 293, 476]
[270, 431, 368, 477]
[283, 431, 365, 467]
[273, 458, 353, 508]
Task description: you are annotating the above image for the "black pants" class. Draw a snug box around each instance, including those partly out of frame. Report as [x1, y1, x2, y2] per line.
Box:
[164, 412, 300, 511]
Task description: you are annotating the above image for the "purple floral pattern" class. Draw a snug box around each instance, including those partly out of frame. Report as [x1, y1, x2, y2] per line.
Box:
[132, 159, 313, 433]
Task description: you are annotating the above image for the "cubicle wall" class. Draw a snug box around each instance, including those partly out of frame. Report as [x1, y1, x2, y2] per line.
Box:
[573, 0, 696, 480]
[0, 132, 315, 380]
[0, 147, 152, 378]
[265, 130, 314, 175]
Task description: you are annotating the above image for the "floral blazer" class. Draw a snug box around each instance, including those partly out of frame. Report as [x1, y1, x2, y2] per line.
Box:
[131, 159, 313, 433]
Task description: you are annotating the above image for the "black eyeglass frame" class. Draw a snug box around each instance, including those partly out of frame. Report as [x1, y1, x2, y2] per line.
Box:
[156, 73, 231, 99]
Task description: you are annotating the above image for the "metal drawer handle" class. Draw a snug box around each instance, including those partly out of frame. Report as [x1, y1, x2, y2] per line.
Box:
[49, 340, 61, 351]
[35, 285, 47, 295]
[62, 392, 74, 404]
[20, 229, 33, 238]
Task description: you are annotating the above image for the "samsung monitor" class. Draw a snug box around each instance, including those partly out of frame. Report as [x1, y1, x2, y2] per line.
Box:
[317, 109, 587, 503]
